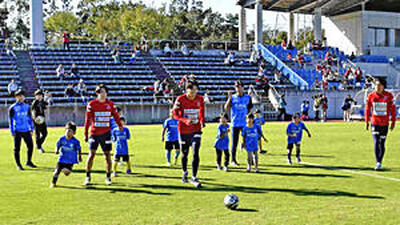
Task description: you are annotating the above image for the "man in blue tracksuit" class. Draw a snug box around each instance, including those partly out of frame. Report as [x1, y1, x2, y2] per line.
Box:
[8, 90, 36, 170]
[224, 80, 253, 166]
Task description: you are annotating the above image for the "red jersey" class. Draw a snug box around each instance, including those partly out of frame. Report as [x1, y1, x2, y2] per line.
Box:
[365, 91, 396, 126]
[173, 94, 205, 135]
[84, 99, 122, 138]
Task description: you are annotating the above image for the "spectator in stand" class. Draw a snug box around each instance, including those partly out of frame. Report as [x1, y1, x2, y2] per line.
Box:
[301, 100, 310, 120]
[321, 95, 328, 122]
[325, 52, 333, 66]
[112, 50, 124, 64]
[281, 39, 287, 49]
[342, 94, 355, 122]
[277, 94, 287, 121]
[103, 36, 110, 49]
[63, 32, 70, 50]
[163, 43, 173, 57]
[348, 72, 355, 86]
[338, 80, 348, 91]
[322, 78, 329, 91]
[44, 90, 54, 105]
[297, 53, 305, 68]
[344, 68, 353, 80]
[56, 64, 65, 80]
[140, 34, 148, 52]
[287, 40, 294, 50]
[274, 69, 281, 84]
[8, 79, 18, 96]
[6, 48, 16, 58]
[204, 89, 212, 104]
[355, 67, 363, 83]
[225, 52, 236, 66]
[130, 49, 137, 63]
[287, 52, 293, 63]
[65, 84, 76, 103]
[314, 78, 321, 90]
[181, 43, 192, 56]
[349, 52, 356, 61]
[312, 94, 322, 121]
[249, 50, 258, 65]
[77, 79, 87, 104]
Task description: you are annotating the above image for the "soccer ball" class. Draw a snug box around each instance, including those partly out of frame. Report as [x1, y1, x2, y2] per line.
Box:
[224, 194, 239, 210]
[35, 116, 45, 125]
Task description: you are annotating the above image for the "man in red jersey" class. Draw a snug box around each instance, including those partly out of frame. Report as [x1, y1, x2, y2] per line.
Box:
[84, 84, 123, 185]
[173, 82, 205, 188]
[365, 78, 396, 171]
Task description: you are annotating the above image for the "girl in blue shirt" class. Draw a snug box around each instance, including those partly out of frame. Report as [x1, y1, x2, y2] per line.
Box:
[242, 113, 260, 172]
[214, 113, 230, 171]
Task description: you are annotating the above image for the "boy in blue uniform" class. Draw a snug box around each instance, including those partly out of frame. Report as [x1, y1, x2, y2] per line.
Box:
[50, 121, 82, 188]
[112, 117, 132, 176]
[214, 112, 230, 171]
[254, 109, 268, 154]
[161, 110, 180, 166]
[286, 114, 312, 164]
[8, 90, 36, 170]
[242, 113, 260, 172]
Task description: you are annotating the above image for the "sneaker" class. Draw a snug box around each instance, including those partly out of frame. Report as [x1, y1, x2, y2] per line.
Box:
[173, 158, 178, 165]
[25, 162, 37, 168]
[118, 161, 123, 165]
[216, 164, 222, 170]
[231, 161, 239, 166]
[223, 166, 229, 172]
[182, 171, 188, 183]
[17, 165, 24, 171]
[126, 169, 132, 174]
[166, 162, 171, 167]
[375, 162, 382, 171]
[288, 159, 292, 165]
[296, 157, 301, 163]
[254, 168, 260, 173]
[49, 183, 56, 188]
[112, 172, 118, 177]
[190, 177, 201, 188]
[39, 148, 45, 154]
[260, 150, 267, 154]
[106, 177, 112, 185]
[246, 167, 251, 173]
[83, 177, 91, 186]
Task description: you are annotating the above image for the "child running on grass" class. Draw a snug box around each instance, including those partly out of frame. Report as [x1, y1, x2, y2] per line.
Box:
[286, 113, 312, 165]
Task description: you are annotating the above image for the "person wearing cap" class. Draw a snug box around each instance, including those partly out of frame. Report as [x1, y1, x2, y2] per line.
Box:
[225, 80, 253, 166]
[8, 90, 36, 170]
[31, 89, 49, 154]
[365, 78, 396, 171]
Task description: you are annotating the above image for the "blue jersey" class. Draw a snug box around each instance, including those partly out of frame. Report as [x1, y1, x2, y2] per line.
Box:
[112, 127, 130, 155]
[163, 118, 179, 142]
[8, 102, 34, 135]
[110, 118, 118, 130]
[301, 104, 309, 113]
[214, 124, 230, 150]
[254, 117, 265, 134]
[56, 136, 81, 164]
[287, 122, 307, 144]
[231, 94, 252, 127]
[242, 125, 259, 151]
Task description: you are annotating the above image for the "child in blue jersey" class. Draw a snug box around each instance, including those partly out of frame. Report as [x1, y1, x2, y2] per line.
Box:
[112, 117, 131, 176]
[286, 114, 312, 164]
[110, 105, 122, 131]
[161, 110, 180, 166]
[50, 121, 82, 188]
[214, 113, 230, 171]
[254, 109, 268, 154]
[242, 113, 260, 172]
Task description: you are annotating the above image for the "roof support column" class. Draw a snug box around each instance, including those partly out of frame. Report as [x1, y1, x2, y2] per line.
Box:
[313, 7, 322, 42]
[288, 12, 295, 43]
[255, 0, 263, 44]
[30, 0, 45, 47]
[239, 6, 248, 50]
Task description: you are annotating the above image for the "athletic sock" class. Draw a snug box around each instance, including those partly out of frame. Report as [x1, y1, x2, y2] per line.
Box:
[52, 175, 58, 184]
[86, 171, 91, 178]
[166, 150, 171, 163]
[174, 150, 180, 159]
[106, 172, 111, 178]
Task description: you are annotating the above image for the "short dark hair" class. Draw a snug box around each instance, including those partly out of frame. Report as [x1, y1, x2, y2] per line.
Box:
[95, 84, 108, 94]
[34, 89, 43, 96]
[186, 81, 198, 90]
[247, 113, 255, 120]
[375, 77, 387, 88]
[120, 116, 126, 123]
[235, 80, 243, 87]
[65, 121, 77, 132]
[14, 89, 24, 97]
[220, 112, 228, 120]
[254, 109, 261, 114]
[292, 113, 300, 119]
[115, 105, 122, 113]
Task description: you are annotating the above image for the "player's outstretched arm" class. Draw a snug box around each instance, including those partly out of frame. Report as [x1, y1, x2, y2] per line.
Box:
[161, 128, 166, 142]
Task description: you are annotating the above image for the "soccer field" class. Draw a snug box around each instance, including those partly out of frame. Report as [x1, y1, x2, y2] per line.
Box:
[1, 122, 400, 225]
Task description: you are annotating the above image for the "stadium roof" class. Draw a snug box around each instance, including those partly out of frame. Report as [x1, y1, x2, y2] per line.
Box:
[237, 0, 400, 16]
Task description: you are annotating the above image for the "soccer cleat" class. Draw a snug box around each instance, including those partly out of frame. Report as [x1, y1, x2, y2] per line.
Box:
[296, 157, 302, 163]
[17, 165, 24, 171]
[254, 168, 260, 173]
[112, 172, 118, 177]
[223, 166, 229, 172]
[166, 162, 171, 167]
[375, 162, 382, 171]
[231, 161, 239, 166]
[49, 183, 56, 188]
[39, 148, 45, 154]
[182, 171, 188, 183]
[126, 169, 132, 174]
[260, 150, 267, 154]
[25, 162, 37, 168]
[106, 177, 112, 185]
[84, 177, 91, 186]
[216, 164, 222, 170]
[287, 159, 292, 165]
[246, 167, 251, 173]
[190, 177, 201, 188]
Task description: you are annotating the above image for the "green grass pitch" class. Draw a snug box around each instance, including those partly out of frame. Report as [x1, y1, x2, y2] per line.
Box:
[1, 122, 400, 225]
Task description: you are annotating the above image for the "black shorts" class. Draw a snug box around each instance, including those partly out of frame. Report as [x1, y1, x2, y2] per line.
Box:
[165, 141, 180, 150]
[114, 154, 130, 162]
[287, 143, 301, 150]
[179, 132, 202, 149]
[56, 162, 74, 171]
[89, 131, 112, 152]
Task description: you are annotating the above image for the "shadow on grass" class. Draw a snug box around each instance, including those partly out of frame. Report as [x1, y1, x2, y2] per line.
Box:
[56, 185, 171, 196]
[136, 182, 384, 199]
[268, 164, 395, 172]
[135, 164, 213, 171]
[267, 153, 335, 158]
[133, 173, 215, 181]
[234, 208, 258, 212]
